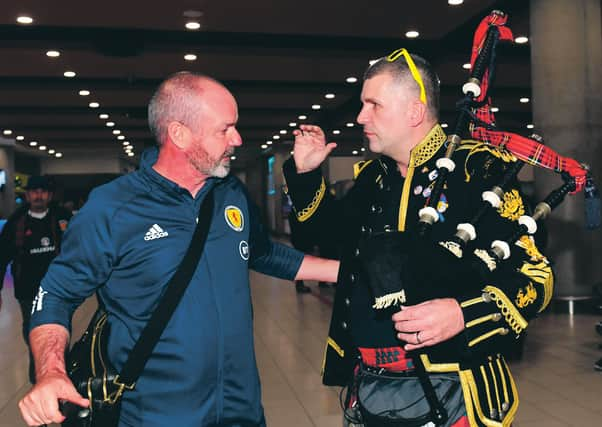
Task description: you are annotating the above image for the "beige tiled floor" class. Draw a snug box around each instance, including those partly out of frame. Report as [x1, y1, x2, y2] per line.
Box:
[1, 273, 601, 426]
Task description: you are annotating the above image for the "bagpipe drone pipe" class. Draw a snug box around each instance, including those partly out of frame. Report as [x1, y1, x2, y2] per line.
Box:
[360, 9, 601, 353]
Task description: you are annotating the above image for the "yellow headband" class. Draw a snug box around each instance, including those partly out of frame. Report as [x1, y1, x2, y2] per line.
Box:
[386, 48, 427, 104]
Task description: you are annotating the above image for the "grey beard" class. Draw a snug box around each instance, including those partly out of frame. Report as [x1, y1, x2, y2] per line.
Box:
[188, 155, 230, 178]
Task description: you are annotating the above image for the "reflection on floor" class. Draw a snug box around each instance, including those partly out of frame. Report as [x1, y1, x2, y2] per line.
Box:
[1, 272, 601, 426]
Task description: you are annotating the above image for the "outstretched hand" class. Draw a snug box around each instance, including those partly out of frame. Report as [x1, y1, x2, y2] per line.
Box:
[292, 124, 337, 173]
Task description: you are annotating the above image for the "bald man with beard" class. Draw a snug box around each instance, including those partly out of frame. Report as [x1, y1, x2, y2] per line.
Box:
[19, 72, 339, 427]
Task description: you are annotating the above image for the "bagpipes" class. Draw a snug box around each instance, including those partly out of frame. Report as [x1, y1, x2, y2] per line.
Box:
[363, 9, 601, 312]
[357, 10, 600, 426]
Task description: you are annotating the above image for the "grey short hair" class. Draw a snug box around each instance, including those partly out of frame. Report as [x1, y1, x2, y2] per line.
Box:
[148, 72, 217, 145]
[364, 53, 440, 120]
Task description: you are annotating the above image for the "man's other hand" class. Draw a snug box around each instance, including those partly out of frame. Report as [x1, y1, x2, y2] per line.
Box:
[292, 124, 337, 173]
[18, 372, 89, 426]
[392, 298, 465, 351]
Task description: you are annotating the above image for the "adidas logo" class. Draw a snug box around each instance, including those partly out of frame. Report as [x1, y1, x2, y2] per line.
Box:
[144, 224, 169, 241]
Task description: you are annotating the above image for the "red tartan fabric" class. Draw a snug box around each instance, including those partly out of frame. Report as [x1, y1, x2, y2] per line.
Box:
[466, 13, 587, 193]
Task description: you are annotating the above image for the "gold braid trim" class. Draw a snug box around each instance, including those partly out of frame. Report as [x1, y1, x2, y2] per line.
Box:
[296, 178, 326, 222]
[468, 328, 509, 348]
[488, 360, 502, 418]
[353, 160, 373, 179]
[483, 285, 528, 335]
[479, 365, 494, 419]
[398, 124, 446, 231]
[456, 140, 517, 183]
[410, 124, 447, 168]
[460, 364, 518, 427]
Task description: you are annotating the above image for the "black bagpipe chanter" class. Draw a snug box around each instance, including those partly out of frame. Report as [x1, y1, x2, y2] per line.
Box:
[362, 9, 601, 315]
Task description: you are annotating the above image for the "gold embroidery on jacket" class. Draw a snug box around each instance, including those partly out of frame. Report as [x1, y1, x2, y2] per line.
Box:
[497, 189, 525, 221]
[516, 235, 548, 263]
[519, 261, 554, 311]
[515, 283, 537, 308]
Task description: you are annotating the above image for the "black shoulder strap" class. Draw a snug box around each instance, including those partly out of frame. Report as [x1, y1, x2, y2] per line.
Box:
[117, 186, 216, 387]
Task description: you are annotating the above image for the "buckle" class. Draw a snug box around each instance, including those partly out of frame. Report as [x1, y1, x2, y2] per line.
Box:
[104, 375, 135, 404]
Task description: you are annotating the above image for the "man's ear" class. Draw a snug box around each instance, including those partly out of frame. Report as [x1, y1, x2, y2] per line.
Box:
[407, 100, 427, 127]
[166, 121, 189, 149]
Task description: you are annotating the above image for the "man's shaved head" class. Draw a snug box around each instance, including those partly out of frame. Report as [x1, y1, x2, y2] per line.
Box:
[148, 72, 229, 145]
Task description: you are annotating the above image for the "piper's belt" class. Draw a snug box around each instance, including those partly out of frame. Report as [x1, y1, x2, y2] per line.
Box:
[358, 346, 415, 372]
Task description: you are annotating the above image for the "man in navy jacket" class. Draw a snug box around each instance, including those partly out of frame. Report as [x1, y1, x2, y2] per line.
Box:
[18, 72, 339, 427]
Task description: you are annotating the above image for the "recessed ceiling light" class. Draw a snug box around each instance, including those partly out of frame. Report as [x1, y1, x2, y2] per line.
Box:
[48, 149, 55, 154]
[311, 104, 321, 110]
[127, 152, 134, 157]
[325, 93, 335, 99]
[515, 36, 529, 44]
[520, 97, 530, 103]
[352, 150, 359, 155]
[16, 135, 25, 141]
[346, 122, 354, 127]
[99, 114, 109, 119]
[289, 122, 297, 127]
[79, 90, 90, 96]
[462, 63, 471, 70]
[361, 147, 366, 152]
[261, 144, 268, 149]
[448, 0, 464, 5]
[185, 21, 201, 30]
[17, 16, 33, 25]
[490, 107, 500, 113]
[266, 140, 273, 145]
[405, 30, 420, 39]
[441, 123, 448, 128]
[273, 135, 280, 140]
[46, 50, 60, 58]
[230, 155, 236, 160]
[346, 77, 358, 83]
[117, 135, 125, 140]
[122, 141, 130, 146]
[39, 145, 47, 151]
[332, 130, 341, 135]
[290, 151, 294, 155]
[89, 102, 100, 108]
[29, 141, 38, 146]
[55, 152, 63, 158]
[64, 71, 76, 78]
[298, 115, 307, 120]
[112, 130, 121, 135]
[184, 54, 197, 61]
[526, 124, 534, 129]
[279, 130, 287, 134]
[2, 129, 12, 135]
[106, 122, 115, 127]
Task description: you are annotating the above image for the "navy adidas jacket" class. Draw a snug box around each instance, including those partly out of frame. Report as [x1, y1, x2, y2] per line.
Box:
[30, 148, 304, 426]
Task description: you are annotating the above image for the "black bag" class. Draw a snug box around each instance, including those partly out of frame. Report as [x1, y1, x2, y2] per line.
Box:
[61, 309, 123, 427]
[354, 364, 463, 427]
[61, 187, 215, 426]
